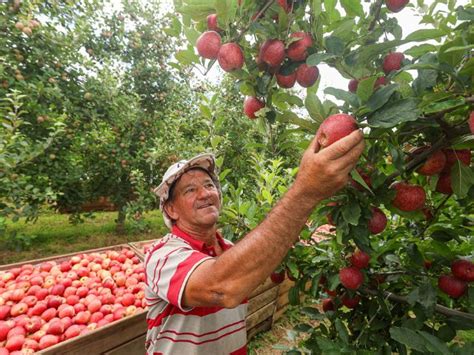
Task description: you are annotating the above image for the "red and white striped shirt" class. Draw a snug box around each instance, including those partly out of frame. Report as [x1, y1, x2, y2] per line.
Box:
[144, 226, 247, 355]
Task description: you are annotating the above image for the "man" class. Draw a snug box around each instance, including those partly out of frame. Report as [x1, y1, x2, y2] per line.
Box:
[145, 130, 364, 354]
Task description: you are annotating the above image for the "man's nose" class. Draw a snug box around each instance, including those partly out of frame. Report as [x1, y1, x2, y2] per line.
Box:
[197, 185, 212, 199]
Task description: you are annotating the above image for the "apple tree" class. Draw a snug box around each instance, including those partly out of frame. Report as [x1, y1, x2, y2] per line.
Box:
[0, 0, 206, 236]
[170, 0, 473, 352]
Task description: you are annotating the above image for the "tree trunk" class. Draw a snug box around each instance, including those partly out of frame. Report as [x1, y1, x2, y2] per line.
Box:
[116, 208, 126, 235]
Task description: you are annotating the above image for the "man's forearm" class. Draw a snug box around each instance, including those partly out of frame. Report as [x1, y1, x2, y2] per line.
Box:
[212, 181, 321, 304]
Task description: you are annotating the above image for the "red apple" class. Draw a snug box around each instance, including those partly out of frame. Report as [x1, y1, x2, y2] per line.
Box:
[391, 182, 426, 211]
[385, 0, 409, 13]
[217, 43, 244, 72]
[287, 32, 312, 61]
[206, 14, 221, 32]
[411, 147, 446, 176]
[350, 250, 370, 269]
[259, 39, 285, 68]
[438, 275, 467, 299]
[436, 173, 452, 195]
[316, 113, 358, 147]
[451, 259, 474, 282]
[243, 97, 265, 119]
[339, 267, 364, 290]
[383, 52, 405, 74]
[348, 79, 359, 93]
[196, 31, 222, 59]
[38, 334, 59, 350]
[296, 64, 319, 87]
[276, 71, 297, 88]
[368, 207, 387, 234]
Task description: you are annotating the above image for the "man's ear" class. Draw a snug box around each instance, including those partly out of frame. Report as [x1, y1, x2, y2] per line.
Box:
[164, 201, 179, 221]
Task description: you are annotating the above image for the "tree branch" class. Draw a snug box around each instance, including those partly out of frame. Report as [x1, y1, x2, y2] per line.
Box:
[368, 0, 384, 32]
[361, 288, 474, 321]
[385, 137, 448, 183]
[235, 0, 276, 42]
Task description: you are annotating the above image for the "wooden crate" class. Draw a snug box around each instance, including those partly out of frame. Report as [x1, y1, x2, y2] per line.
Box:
[128, 239, 159, 259]
[0, 245, 149, 354]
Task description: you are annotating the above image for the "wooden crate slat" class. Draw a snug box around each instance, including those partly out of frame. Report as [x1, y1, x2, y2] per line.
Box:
[128, 239, 159, 259]
[247, 285, 279, 315]
[273, 305, 290, 324]
[246, 317, 273, 341]
[103, 334, 146, 355]
[39, 312, 147, 354]
[276, 288, 291, 311]
[277, 279, 295, 296]
[249, 277, 276, 298]
[245, 301, 276, 330]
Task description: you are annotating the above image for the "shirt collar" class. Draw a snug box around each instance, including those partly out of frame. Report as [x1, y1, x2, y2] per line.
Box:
[171, 225, 231, 253]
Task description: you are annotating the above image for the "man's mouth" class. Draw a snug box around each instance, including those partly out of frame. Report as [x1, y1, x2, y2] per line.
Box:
[198, 203, 214, 209]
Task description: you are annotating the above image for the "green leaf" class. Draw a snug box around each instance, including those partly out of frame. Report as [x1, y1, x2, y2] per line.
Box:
[340, 0, 364, 17]
[239, 82, 255, 96]
[367, 98, 420, 128]
[199, 104, 212, 118]
[404, 44, 437, 58]
[367, 84, 399, 112]
[277, 111, 317, 132]
[451, 161, 474, 198]
[407, 244, 424, 266]
[288, 286, 300, 305]
[306, 53, 339, 66]
[350, 169, 373, 193]
[183, 26, 200, 45]
[324, 88, 359, 107]
[452, 134, 474, 150]
[439, 37, 467, 67]
[356, 77, 377, 102]
[405, 29, 447, 42]
[423, 98, 466, 114]
[301, 307, 325, 320]
[335, 319, 349, 344]
[417, 330, 452, 355]
[341, 199, 361, 226]
[305, 94, 326, 125]
[390, 327, 427, 352]
[325, 36, 345, 56]
[457, 6, 474, 21]
[175, 48, 199, 66]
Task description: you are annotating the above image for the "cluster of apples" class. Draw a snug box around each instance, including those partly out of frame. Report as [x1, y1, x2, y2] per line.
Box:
[195, 4, 318, 120]
[0, 249, 146, 353]
[319, 249, 369, 312]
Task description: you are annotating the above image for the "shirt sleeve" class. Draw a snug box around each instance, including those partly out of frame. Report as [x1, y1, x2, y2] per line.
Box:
[146, 242, 212, 311]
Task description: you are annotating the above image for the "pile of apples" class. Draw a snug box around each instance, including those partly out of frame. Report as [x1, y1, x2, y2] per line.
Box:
[0, 248, 146, 353]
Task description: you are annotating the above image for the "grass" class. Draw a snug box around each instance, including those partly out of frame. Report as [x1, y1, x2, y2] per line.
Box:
[248, 304, 318, 354]
[0, 209, 168, 264]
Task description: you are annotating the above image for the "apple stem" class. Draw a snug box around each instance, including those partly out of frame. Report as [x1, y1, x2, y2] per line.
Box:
[418, 194, 451, 238]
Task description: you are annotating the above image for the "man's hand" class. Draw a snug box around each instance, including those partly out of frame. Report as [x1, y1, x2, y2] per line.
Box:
[296, 129, 365, 201]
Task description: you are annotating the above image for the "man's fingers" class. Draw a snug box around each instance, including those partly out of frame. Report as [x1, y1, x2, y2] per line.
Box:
[336, 138, 366, 169]
[308, 133, 321, 153]
[322, 130, 364, 160]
